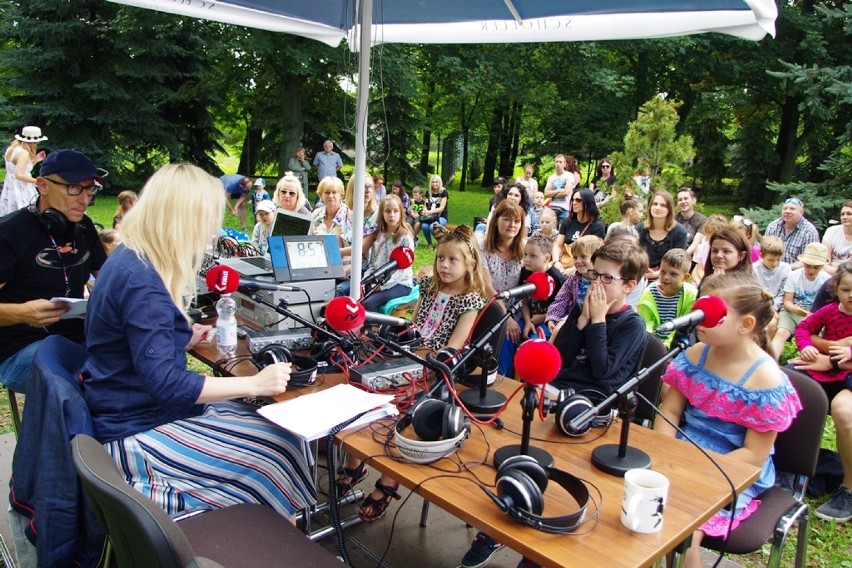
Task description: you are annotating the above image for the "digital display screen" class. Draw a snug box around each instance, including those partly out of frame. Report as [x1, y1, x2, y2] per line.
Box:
[286, 240, 328, 270]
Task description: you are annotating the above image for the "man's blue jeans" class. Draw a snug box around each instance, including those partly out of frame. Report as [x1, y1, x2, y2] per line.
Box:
[0, 341, 42, 394]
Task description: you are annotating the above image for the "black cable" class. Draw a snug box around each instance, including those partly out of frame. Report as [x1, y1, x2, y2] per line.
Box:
[635, 391, 736, 567]
[326, 411, 371, 567]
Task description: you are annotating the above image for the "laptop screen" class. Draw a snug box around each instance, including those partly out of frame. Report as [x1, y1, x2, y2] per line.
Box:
[272, 209, 313, 237]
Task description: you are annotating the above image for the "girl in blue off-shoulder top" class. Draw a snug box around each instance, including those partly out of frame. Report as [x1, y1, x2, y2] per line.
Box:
[656, 273, 802, 568]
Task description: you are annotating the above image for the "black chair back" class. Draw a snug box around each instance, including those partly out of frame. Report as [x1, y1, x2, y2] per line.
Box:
[775, 368, 829, 478]
[473, 300, 507, 362]
[634, 333, 668, 426]
[72, 434, 197, 568]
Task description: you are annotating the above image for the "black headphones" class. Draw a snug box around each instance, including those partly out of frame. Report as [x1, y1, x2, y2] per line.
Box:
[394, 398, 469, 464]
[483, 454, 590, 534]
[253, 344, 319, 387]
[28, 200, 81, 240]
[546, 388, 612, 437]
[376, 324, 422, 357]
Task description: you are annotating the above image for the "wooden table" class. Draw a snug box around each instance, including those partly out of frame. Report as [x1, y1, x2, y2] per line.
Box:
[192, 339, 759, 568]
[341, 378, 759, 568]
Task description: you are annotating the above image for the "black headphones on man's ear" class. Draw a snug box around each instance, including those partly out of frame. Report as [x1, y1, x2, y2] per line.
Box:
[28, 201, 79, 240]
[482, 454, 591, 534]
[253, 344, 319, 386]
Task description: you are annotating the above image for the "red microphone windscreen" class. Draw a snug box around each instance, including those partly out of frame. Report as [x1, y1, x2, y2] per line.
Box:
[389, 246, 415, 270]
[514, 339, 562, 385]
[694, 295, 727, 327]
[205, 265, 240, 294]
[325, 296, 366, 331]
[526, 271, 556, 301]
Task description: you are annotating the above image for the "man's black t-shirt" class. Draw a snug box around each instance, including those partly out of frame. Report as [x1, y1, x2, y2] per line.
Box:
[0, 207, 106, 361]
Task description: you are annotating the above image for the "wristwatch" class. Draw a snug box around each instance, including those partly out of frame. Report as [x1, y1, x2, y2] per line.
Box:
[831, 357, 841, 371]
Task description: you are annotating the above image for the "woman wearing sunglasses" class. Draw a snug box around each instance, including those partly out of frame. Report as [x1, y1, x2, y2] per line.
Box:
[273, 174, 311, 215]
[589, 157, 617, 207]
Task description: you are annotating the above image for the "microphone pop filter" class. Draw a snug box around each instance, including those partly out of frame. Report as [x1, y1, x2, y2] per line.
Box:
[694, 295, 727, 328]
[389, 246, 415, 270]
[526, 271, 555, 301]
[325, 296, 366, 331]
[205, 265, 240, 294]
[514, 338, 561, 385]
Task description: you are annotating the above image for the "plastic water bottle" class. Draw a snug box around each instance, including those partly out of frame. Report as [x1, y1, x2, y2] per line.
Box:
[215, 293, 238, 358]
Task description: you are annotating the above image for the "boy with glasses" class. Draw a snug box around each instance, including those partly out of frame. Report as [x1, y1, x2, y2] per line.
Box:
[461, 239, 649, 568]
[0, 149, 108, 393]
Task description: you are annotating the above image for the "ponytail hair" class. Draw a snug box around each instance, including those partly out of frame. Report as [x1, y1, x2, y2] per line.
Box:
[700, 273, 776, 356]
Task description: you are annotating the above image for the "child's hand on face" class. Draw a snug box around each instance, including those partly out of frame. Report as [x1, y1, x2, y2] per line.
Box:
[800, 345, 820, 362]
[587, 281, 611, 324]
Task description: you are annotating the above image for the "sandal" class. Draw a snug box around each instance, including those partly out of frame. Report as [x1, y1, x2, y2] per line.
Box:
[358, 479, 401, 522]
[336, 463, 368, 496]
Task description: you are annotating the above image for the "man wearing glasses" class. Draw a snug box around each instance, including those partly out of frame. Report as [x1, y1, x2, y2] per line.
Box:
[0, 149, 107, 393]
[764, 197, 819, 268]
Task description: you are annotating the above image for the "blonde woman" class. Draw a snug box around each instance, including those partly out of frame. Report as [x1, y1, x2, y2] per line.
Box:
[273, 173, 311, 215]
[1, 126, 47, 216]
[343, 174, 380, 255]
[81, 163, 316, 520]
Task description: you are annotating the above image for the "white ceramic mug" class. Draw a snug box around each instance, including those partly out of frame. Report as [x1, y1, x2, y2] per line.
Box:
[621, 468, 669, 534]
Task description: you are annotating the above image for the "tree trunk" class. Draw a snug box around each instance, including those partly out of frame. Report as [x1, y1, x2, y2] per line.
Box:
[238, 120, 263, 176]
[772, 96, 802, 184]
[419, 83, 436, 176]
[460, 125, 470, 193]
[483, 104, 503, 187]
[278, 76, 304, 177]
[508, 101, 522, 175]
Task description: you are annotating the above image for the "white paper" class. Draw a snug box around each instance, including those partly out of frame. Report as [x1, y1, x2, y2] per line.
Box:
[51, 297, 88, 319]
[258, 383, 398, 441]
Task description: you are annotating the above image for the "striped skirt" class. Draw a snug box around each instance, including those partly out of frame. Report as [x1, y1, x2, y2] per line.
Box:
[105, 401, 317, 519]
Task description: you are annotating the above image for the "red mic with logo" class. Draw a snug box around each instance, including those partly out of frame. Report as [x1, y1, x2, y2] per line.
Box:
[205, 265, 240, 294]
[325, 296, 366, 332]
[361, 246, 415, 290]
[495, 271, 555, 302]
[654, 295, 727, 334]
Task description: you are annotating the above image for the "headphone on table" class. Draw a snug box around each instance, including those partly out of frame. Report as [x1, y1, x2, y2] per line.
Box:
[548, 388, 612, 437]
[394, 398, 469, 464]
[253, 344, 319, 387]
[482, 454, 591, 534]
[376, 324, 422, 357]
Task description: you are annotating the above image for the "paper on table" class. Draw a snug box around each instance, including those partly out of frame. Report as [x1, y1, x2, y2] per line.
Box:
[50, 297, 88, 319]
[258, 383, 398, 441]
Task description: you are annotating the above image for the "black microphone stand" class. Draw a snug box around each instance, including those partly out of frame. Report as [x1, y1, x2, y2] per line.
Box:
[457, 297, 525, 416]
[492, 379, 553, 469]
[567, 332, 691, 476]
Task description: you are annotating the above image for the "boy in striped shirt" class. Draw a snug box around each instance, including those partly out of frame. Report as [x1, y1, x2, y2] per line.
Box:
[638, 248, 698, 347]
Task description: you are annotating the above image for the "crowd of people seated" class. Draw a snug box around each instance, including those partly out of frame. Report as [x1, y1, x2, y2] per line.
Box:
[0, 139, 849, 568]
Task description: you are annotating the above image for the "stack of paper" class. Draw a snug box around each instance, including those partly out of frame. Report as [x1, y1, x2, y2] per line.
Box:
[258, 383, 399, 441]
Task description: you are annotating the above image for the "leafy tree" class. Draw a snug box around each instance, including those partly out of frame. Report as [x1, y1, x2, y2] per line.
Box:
[611, 95, 694, 193]
[0, 1, 223, 188]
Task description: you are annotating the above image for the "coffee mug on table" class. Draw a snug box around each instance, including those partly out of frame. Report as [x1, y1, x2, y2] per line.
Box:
[621, 468, 669, 534]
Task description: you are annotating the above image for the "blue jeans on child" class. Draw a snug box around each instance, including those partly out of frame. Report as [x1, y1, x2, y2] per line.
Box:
[421, 218, 448, 245]
[498, 321, 551, 378]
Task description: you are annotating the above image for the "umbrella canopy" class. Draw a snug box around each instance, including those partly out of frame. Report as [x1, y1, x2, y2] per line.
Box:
[108, 0, 777, 299]
[109, 1, 777, 44]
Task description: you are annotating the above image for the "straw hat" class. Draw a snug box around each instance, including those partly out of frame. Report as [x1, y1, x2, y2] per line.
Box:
[797, 242, 830, 266]
[15, 126, 48, 143]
